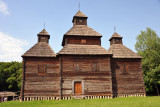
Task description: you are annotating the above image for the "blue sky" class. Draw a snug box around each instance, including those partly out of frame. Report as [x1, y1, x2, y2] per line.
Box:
[0, 0, 160, 61]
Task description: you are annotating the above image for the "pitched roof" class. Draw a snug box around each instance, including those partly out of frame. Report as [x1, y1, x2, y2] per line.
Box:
[38, 29, 50, 35]
[58, 44, 111, 55]
[74, 10, 88, 17]
[109, 32, 123, 40]
[64, 25, 102, 36]
[22, 42, 56, 57]
[109, 44, 142, 58]
[0, 91, 18, 97]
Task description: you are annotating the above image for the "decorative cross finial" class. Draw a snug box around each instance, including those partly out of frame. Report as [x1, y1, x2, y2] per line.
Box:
[44, 22, 45, 29]
[114, 26, 116, 32]
[79, 2, 80, 10]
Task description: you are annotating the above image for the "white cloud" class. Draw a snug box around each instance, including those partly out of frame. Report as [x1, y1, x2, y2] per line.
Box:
[0, 32, 29, 62]
[0, 0, 9, 15]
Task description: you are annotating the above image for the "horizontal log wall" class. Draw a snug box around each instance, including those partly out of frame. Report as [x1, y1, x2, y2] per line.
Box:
[111, 58, 146, 96]
[23, 57, 60, 97]
[61, 56, 112, 97]
[66, 36, 101, 45]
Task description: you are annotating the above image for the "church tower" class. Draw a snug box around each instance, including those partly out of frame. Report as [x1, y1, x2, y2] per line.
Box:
[61, 10, 102, 46]
[37, 29, 50, 43]
[109, 32, 123, 46]
[72, 10, 88, 25]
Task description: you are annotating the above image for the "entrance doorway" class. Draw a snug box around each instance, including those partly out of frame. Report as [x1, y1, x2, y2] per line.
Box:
[74, 81, 82, 94]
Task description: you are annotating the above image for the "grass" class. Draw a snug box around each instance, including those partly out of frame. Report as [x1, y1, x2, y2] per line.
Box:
[0, 96, 160, 107]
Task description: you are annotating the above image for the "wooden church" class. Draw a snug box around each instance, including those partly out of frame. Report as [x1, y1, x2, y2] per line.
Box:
[21, 10, 146, 101]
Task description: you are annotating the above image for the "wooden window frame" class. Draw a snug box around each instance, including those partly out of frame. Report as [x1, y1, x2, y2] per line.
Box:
[38, 65, 46, 75]
[115, 39, 119, 44]
[81, 39, 86, 44]
[79, 20, 83, 22]
[120, 64, 128, 74]
[92, 62, 99, 72]
[74, 63, 81, 72]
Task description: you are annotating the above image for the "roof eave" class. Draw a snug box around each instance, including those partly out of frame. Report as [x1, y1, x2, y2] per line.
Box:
[109, 37, 123, 41]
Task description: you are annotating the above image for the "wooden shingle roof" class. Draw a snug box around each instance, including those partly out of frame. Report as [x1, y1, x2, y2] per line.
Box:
[109, 44, 142, 58]
[58, 44, 111, 55]
[0, 91, 18, 97]
[109, 32, 123, 40]
[74, 10, 88, 17]
[64, 25, 102, 36]
[22, 42, 56, 57]
[38, 29, 49, 35]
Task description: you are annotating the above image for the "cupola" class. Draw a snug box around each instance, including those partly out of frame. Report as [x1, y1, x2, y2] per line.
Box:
[109, 32, 123, 45]
[37, 29, 50, 43]
[72, 10, 88, 25]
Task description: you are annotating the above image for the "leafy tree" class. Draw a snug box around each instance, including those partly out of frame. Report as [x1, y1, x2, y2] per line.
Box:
[135, 28, 160, 95]
[0, 62, 22, 92]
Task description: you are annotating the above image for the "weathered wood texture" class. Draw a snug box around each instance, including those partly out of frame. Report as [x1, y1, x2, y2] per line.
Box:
[61, 56, 112, 97]
[111, 58, 146, 95]
[64, 36, 101, 46]
[73, 17, 87, 25]
[23, 57, 60, 97]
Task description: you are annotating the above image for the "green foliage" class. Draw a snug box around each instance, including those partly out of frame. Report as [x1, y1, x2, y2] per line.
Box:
[0, 97, 160, 107]
[135, 28, 160, 94]
[0, 62, 22, 91]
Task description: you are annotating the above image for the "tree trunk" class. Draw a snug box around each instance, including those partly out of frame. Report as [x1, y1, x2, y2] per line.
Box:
[156, 85, 159, 96]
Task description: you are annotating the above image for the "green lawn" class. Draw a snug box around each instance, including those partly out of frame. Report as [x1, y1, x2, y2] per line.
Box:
[0, 96, 160, 107]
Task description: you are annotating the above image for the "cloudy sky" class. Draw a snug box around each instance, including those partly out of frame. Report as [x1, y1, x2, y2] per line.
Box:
[0, 0, 160, 62]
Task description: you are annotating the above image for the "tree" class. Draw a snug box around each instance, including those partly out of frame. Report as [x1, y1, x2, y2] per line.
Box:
[0, 62, 22, 92]
[135, 27, 160, 95]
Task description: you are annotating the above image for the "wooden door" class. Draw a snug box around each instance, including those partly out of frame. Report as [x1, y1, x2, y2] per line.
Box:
[74, 82, 82, 94]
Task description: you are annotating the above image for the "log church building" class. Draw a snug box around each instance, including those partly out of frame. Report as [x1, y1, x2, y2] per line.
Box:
[21, 10, 146, 101]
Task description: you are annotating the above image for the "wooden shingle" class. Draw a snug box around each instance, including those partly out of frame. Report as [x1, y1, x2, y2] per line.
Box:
[38, 29, 49, 35]
[109, 44, 142, 58]
[22, 42, 56, 57]
[64, 25, 102, 36]
[58, 44, 111, 55]
[74, 10, 88, 18]
[109, 32, 123, 41]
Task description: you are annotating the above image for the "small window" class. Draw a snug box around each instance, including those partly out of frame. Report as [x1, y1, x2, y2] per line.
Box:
[81, 39, 86, 44]
[115, 39, 119, 44]
[38, 65, 46, 75]
[74, 63, 80, 72]
[42, 37, 45, 39]
[79, 20, 83, 22]
[92, 63, 99, 72]
[120, 65, 128, 74]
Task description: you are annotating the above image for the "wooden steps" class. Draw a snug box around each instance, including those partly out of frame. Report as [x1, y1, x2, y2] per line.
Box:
[73, 96, 85, 99]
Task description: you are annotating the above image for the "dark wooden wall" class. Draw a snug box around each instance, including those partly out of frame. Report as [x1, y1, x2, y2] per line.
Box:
[60, 55, 112, 97]
[38, 35, 49, 43]
[65, 36, 101, 46]
[23, 57, 60, 97]
[111, 58, 146, 96]
[73, 17, 87, 25]
[110, 38, 122, 45]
